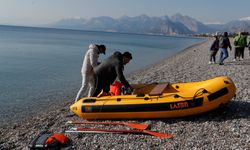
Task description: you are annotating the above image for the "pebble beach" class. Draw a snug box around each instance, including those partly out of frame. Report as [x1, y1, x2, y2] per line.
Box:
[0, 38, 249, 149]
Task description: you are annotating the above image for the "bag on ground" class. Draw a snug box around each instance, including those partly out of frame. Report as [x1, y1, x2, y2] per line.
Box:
[28, 132, 71, 150]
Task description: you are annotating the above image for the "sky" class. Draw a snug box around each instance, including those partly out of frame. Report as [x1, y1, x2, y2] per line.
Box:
[0, 0, 250, 26]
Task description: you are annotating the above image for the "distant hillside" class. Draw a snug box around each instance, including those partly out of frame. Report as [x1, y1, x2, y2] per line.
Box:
[206, 17, 250, 33]
[223, 20, 250, 33]
[48, 14, 250, 35]
[171, 13, 214, 33]
[49, 18, 87, 30]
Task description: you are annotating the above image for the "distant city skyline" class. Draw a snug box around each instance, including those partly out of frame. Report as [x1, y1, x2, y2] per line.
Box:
[0, 0, 250, 26]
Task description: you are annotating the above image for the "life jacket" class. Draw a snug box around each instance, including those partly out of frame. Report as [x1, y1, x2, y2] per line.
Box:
[28, 132, 71, 150]
[45, 133, 70, 147]
[110, 81, 123, 96]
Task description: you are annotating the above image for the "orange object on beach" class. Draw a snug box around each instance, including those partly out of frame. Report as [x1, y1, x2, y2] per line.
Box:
[110, 81, 123, 96]
[45, 133, 70, 146]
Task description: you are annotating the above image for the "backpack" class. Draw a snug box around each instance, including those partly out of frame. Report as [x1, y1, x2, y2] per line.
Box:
[234, 35, 247, 47]
[234, 38, 239, 46]
[28, 132, 71, 150]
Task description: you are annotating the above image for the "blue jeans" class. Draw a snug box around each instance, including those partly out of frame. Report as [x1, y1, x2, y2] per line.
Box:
[219, 48, 228, 63]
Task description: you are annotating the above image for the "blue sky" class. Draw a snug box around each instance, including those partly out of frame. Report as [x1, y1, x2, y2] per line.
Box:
[0, 0, 249, 25]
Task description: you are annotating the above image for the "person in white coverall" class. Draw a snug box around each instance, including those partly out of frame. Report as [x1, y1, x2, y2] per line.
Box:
[75, 44, 106, 102]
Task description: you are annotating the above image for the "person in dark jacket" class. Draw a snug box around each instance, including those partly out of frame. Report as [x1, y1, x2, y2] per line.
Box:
[219, 32, 232, 65]
[92, 51, 133, 97]
[209, 35, 219, 64]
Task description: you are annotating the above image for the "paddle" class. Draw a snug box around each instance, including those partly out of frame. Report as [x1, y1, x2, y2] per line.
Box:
[67, 121, 149, 130]
[66, 127, 173, 139]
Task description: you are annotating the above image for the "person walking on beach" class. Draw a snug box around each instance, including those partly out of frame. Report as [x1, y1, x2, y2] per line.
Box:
[233, 32, 247, 61]
[240, 32, 248, 60]
[233, 32, 243, 61]
[75, 44, 106, 102]
[219, 32, 232, 65]
[209, 35, 219, 64]
[92, 51, 133, 97]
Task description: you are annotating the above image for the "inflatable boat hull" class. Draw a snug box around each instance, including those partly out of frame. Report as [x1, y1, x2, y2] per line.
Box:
[70, 76, 236, 119]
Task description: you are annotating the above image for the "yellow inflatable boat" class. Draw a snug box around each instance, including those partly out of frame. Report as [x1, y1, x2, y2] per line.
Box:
[70, 76, 236, 119]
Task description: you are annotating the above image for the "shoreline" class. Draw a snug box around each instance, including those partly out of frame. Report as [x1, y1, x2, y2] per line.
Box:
[1, 39, 250, 149]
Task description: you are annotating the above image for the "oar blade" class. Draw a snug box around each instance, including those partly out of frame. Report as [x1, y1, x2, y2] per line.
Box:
[124, 123, 149, 130]
[143, 130, 173, 139]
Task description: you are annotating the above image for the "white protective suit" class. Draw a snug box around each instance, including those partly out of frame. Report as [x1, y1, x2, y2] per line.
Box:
[75, 44, 99, 102]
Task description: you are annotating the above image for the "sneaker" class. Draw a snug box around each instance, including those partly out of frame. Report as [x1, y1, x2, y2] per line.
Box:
[233, 59, 236, 61]
[219, 62, 224, 65]
[212, 61, 215, 64]
[208, 61, 212, 64]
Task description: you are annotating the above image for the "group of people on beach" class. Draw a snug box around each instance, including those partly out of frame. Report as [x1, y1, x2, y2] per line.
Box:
[74, 32, 250, 101]
[209, 32, 250, 65]
[75, 44, 133, 102]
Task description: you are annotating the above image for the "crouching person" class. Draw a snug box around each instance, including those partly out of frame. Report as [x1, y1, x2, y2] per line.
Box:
[92, 51, 133, 97]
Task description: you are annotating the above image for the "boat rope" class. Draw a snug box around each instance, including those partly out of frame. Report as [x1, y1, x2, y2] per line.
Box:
[159, 88, 211, 100]
[192, 88, 209, 101]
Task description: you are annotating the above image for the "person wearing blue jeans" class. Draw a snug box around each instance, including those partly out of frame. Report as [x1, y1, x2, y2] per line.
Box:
[219, 48, 228, 65]
[219, 32, 231, 65]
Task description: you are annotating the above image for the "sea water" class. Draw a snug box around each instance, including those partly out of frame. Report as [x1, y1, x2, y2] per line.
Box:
[0, 25, 204, 124]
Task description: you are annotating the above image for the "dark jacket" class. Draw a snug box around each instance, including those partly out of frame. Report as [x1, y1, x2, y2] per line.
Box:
[210, 39, 219, 51]
[93, 51, 130, 96]
[219, 36, 232, 49]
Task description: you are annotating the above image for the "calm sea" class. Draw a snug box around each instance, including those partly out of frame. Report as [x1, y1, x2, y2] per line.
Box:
[0, 25, 204, 125]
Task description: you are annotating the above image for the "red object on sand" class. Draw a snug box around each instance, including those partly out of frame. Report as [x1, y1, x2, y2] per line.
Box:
[110, 81, 123, 95]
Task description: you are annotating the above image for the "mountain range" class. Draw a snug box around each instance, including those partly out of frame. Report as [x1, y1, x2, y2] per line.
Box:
[47, 14, 250, 35]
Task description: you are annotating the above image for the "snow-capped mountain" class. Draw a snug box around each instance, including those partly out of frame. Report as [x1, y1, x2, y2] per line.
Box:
[47, 14, 250, 35]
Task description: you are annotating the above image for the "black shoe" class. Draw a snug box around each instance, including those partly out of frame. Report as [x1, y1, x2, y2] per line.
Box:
[219, 62, 224, 65]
